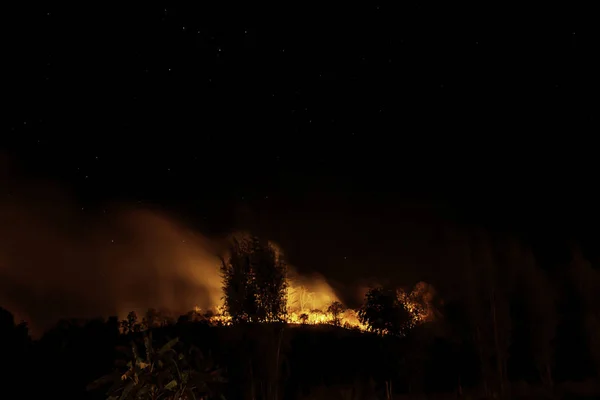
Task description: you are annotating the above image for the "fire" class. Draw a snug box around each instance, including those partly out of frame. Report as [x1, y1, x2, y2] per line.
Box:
[192, 277, 433, 332]
[283, 276, 369, 330]
[169, 234, 434, 332]
[399, 281, 436, 324]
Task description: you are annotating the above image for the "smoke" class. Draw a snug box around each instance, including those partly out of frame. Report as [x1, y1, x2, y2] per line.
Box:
[0, 156, 440, 336]
[0, 160, 361, 336]
[286, 270, 341, 311]
[0, 166, 224, 335]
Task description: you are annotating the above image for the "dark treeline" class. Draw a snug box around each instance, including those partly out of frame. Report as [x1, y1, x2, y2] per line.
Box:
[2, 232, 600, 399]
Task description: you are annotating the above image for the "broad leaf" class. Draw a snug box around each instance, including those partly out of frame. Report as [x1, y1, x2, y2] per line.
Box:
[164, 379, 178, 391]
[158, 338, 179, 355]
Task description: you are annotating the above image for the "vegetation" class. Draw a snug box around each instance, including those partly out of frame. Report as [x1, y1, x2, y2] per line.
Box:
[327, 301, 345, 326]
[4, 233, 600, 399]
[88, 333, 226, 399]
[359, 287, 415, 336]
[220, 236, 288, 323]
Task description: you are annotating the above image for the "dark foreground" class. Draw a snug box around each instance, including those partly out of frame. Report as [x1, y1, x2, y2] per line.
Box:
[1, 310, 600, 399]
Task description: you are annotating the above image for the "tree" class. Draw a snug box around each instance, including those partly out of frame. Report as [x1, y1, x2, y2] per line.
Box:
[142, 308, 161, 330]
[0, 307, 31, 388]
[457, 231, 515, 399]
[250, 237, 288, 322]
[568, 246, 600, 377]
[358, 287, 415, 336]
[220, 235, 288, 323]
[521, 249, 556, 389]
[121, 311, 139, 334]
[327, 301, 345, 326]
[220, 237, 259, 323]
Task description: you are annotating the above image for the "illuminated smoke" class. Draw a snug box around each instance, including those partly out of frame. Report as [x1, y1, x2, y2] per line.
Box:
[208, 242, 435, 331]
[0, 160, 436, 335]
[0, 167, 223, 335]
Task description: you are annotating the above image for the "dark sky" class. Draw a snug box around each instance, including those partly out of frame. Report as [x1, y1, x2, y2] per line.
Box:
[3, 4, 599, 294]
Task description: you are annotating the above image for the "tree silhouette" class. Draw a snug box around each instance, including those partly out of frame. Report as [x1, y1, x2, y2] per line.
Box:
[0, 307, 14, 329]
[0, 307, 31, 389]
[327, 301, 345, 326]
[521, 249, 557, 389]
[121, 311, 139, 334]
[299, 313, 309, 324]
[221, 235, 288, 323]
[358, 287, 414, 336]
[220, 237, 259, 323]
[142, 308, 161, 330]
[568, 246, 600, 377]
[250, 236, 288, 322]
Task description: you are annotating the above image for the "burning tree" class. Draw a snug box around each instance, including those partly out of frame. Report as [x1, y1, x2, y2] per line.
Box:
[220, 235, 288, 323]
[358, 287, 416, 336]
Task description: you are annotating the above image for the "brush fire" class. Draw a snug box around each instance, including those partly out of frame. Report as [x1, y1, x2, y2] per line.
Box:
[116, 235, 436, 335]
[190, 279, 434, 332]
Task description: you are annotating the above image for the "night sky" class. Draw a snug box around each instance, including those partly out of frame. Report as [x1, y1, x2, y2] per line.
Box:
[3, 5, 599, 305]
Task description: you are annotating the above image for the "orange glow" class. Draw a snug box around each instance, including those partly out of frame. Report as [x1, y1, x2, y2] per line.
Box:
[194, 276, 434, 332]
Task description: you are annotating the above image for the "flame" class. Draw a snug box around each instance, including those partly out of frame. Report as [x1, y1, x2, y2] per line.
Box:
[0, 159, 436, 336]
[283, 274, 368, 330]
[108, 234, 435, 333]
[192, 276, 433, 333]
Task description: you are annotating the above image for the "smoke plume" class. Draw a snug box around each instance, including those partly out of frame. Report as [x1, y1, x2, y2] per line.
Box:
[0, 166, 225, 335]
[0, 159, 362, 336]
[0, 155, 440, 336]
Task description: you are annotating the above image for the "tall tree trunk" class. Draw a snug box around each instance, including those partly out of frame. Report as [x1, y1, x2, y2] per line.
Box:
[273, 326, 284, 400]
[385, 380, 392, 400]
[475, 325, 489, 397]
[490, 289, 505, 398]
[249, 361, 256, 400]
